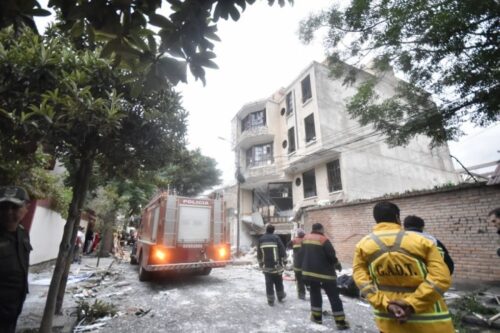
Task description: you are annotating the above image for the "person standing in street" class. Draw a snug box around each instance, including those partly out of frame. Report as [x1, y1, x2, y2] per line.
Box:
[0, 186, 32, 333]
[287, 228, 306, 300]
[301, 223, 349, 330]
[404, 215, 454, 275]
[353, 201, 454, 333]
[489, 208, 500, 257]
[257, 224, 286, 306]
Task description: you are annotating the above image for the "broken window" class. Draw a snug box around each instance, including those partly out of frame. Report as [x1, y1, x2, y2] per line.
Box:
[286, 91, 294, 115]
[246, 142, 273, 167]
[241, 109, 266, 132]
[301, 75, 312, 103]
[327, 159, 342, 192]
[288, 127, 296, 153]
[302, 169, 317, 198]
[268, 182, 293, 211]
[304, 114, 316, 143]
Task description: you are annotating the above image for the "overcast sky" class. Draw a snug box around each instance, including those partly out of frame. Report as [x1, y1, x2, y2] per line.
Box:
[36, 0, 500, 185]
[178, 0, 500, 185]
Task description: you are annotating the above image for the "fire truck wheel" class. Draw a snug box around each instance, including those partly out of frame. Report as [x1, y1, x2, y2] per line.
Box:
[200, 268, 212, 276]
[138, 256, 151, 281]
[130, 255, 138, 265]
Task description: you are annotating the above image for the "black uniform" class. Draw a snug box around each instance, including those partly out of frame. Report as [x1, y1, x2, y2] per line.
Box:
[301, 231, 345, 325]
[0, 225, 32, 333]
[257, 232, 286, 305]
[287, 236, 306, 299]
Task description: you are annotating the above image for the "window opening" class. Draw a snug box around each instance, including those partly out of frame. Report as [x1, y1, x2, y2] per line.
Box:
[327, 159, 343, 192]
[304, 114, 316, 143]
[288, 127, 296, 153]
[286, 91, 294, 115]
[246, 143, 273, 167]
[301, 75, 312, 103]
[241, 109, 266, 132]
[302, 169, 317, 198]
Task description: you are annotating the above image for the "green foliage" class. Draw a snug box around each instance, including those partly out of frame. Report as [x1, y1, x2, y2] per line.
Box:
[0, 145, 71, 217]
[0, 26, 188, 184]
[449, 293, 497, 332]
[0, 0, 292, 92]
[156, 148, 222, 197]
[299, 0, 500, 146]
[451, 294, 497, 315]
[76, 299, 117, 324]
[87, 185, 126, 232]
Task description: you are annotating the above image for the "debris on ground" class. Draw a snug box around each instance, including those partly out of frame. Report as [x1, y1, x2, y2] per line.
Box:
[73, 316, 113, 332]
[134, 308, 152, 317]
[337, 274, 360, 298]
[73, 298, 118, 332]
[448, 292, 500, 331]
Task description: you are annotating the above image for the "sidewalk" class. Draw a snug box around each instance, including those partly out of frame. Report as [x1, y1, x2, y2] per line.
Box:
[18, 256, 116, 333]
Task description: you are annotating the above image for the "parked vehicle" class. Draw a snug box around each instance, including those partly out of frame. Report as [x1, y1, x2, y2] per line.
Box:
[131, 192, 231, 281]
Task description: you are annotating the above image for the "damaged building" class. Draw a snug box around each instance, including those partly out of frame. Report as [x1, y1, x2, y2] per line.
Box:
[225, 61, 459, 250]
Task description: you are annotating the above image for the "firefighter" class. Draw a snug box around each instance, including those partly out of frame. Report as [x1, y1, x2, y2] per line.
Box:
[257, 224, 286, 306]
[403, 215, 454, 275]
[353, 201, 454, 333]
[301, 223, 349, 330]
[286, 228, 306, 299]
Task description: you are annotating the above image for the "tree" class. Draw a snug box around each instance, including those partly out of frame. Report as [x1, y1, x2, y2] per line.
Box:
[0, 27, 187, 332]
[1, 0, 293, 92]
[0, 146, 72, 217]
[157, 148, 222, 196]
[299, 0, 499, 146]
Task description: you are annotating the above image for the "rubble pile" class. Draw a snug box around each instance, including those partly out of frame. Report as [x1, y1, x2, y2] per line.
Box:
[447, 290, 500, 331]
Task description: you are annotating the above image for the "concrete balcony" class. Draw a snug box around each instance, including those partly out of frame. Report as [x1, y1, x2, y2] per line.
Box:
[241, 163, 281, 188]
[237, 125, 274, 150]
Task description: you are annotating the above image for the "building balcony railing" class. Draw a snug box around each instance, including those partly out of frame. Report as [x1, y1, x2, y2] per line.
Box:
[247, 157, 274, 168]
[242, 163, 281, 186]
[237, 125, 273, 149]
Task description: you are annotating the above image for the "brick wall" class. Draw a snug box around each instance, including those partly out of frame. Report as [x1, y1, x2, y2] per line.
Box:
[303, 183, 500, 282]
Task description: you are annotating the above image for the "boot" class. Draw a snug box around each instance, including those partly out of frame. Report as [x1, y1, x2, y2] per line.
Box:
[310, 313, 322, 324]
[267, 294, 275, 306]
[335, 318, 350, 330]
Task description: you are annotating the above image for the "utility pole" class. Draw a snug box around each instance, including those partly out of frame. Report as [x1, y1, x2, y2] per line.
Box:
[218, 136, 241, 257]
[235, 149, 241, 257]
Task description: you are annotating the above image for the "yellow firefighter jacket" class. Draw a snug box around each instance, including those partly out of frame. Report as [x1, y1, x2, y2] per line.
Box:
[353, 222, 454, 333]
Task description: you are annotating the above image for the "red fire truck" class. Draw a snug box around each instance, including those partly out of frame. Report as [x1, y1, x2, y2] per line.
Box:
[131, 192, 231, 281]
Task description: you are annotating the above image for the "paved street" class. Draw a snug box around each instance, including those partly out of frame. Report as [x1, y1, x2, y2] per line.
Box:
[19, 255, 378, 332]
[96, 261, 377, 333]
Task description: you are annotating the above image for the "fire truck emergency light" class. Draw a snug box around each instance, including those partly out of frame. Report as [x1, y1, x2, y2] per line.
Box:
[153, 247, 168, 262]
[218, 247, 227, 259]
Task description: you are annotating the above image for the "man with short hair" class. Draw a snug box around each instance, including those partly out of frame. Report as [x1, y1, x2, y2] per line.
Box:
[0, 186, 32, 333]
[287, 228, 306, 300]
[353, 201, 454, 333]
[489, 208, 500, 257]
[489, 208, 500, 234]
[404, 215, 454, 275]
[301, 223, 349, 330]
[257, 224, 286, 306]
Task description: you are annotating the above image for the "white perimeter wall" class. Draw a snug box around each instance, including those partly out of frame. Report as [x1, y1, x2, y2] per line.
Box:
[29, 205, 66, 265]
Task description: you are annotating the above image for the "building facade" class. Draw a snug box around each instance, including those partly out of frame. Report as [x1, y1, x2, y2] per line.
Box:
[231, 61, 459, 238]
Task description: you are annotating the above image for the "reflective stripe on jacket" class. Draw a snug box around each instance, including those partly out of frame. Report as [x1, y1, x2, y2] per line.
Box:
[288, 237, 304, 271]
[257, 233, 285, 274]
[301, 232, 338, 282]
[353, 222, 454, 333]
